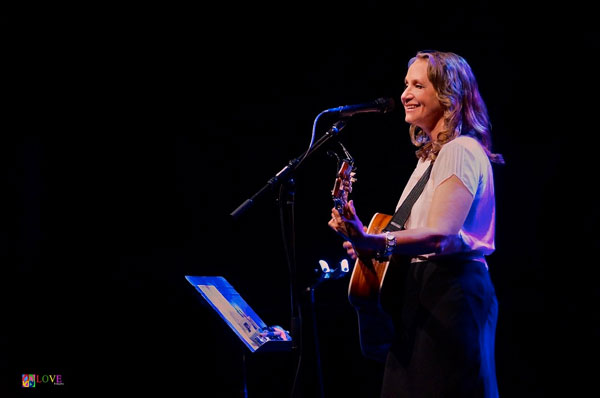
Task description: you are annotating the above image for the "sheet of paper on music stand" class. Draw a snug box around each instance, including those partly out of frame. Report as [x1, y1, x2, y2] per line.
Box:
[185, 276, 292, 353]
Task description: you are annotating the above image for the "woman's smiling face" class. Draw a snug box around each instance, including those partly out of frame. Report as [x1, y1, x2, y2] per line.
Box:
[401, 57, 445, 137]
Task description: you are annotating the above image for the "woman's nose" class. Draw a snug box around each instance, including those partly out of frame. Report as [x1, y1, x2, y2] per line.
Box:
[400, 88, 411, 104]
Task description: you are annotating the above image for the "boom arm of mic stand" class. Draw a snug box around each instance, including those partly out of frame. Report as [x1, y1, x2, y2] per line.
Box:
[230, 119, 347, 220]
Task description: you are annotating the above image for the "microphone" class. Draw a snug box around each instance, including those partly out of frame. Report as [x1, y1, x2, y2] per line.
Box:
[325, 97, 395, 117]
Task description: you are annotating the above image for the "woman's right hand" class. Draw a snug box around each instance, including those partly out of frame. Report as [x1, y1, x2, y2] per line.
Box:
[342, 240, 358, 260]
[342, 225, 368, 260]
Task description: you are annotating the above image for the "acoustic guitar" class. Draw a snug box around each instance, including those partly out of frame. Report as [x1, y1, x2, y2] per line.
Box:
[331, 157, 398, 362]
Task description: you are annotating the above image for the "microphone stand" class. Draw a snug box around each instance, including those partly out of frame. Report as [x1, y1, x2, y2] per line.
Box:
[230, 118, 347, 397]
[230, 119, 346, 220]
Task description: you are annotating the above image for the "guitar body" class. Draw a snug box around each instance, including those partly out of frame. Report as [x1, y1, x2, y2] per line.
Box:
[348, 212, 393, 308]
[328, 153, 408, 362]
[347, 212, 410, 362]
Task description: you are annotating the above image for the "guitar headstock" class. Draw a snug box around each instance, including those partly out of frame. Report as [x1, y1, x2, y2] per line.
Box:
[331, 158, 356, 212]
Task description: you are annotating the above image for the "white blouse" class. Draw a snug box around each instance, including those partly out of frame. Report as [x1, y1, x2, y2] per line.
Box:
[396, 135, 496, 259]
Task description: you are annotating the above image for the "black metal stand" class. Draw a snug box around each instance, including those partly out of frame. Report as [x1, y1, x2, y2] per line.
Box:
[308, 284, 325, 398]
[230, 119, 346, 220]
[230, 118, 347, 398]
[280, 178, 304, 398]
[307, 258, 352, 398]
[241, 349, 248, 398]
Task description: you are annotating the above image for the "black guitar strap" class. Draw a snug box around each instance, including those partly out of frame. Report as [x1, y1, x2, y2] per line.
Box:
[354, 161, 434, 363]
[384, 161, 434, 232]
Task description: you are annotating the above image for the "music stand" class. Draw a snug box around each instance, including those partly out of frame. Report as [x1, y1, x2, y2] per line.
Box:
[186, 276, 293, 396]
[185, 275, 293, 354]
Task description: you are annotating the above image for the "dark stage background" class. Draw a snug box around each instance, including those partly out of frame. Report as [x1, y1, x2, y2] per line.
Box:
[6, 4, 596, 398]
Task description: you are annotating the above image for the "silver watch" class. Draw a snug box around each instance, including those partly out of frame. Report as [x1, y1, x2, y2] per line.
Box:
[376, 231, 396, 260]
[383, 231, 396, 257]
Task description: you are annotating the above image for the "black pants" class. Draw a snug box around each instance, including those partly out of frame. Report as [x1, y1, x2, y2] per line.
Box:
[380, 258, 499, 398]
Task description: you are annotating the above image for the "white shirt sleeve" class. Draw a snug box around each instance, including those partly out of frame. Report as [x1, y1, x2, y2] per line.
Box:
[431, 136, 482, 197]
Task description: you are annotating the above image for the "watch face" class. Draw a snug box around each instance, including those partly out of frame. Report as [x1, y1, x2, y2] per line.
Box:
[386, 233, 396, 244]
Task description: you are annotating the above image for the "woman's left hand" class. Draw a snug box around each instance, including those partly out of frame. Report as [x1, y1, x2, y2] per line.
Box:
[328, 200, 367, 248]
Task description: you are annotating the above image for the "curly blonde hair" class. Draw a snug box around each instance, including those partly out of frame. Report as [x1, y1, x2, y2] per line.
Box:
[408, 50, 504, 164]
